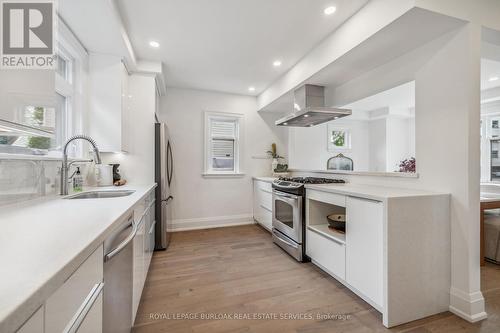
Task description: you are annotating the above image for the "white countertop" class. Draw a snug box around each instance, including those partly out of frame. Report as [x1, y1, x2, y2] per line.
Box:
[289, 168, 419, 178]
[252, 176, 276, 183]
[0, 183, 156, 333]
[305, 183, 448, 202]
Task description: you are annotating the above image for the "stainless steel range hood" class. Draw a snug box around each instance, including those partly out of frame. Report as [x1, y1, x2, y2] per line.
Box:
[275, 84, 351, 127]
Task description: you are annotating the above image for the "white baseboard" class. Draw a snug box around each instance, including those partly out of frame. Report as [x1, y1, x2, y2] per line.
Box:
[449, 287, 487, 322]
[168, 214, 255, 231]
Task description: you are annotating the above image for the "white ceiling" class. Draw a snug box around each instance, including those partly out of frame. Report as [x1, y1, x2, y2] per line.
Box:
[117, 0, 369, 95]
[59, 0, 130, 60]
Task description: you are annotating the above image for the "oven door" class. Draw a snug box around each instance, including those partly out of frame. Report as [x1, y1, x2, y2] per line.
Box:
[272, 190, 302, 243]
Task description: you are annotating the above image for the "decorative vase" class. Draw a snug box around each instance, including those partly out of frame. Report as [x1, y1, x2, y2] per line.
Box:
[272, 158, 278, 173]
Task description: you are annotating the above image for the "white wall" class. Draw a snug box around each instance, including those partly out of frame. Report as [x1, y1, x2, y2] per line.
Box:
[100, 74, 156, 185]
[288, 118, 370, 171]
[369, 119, 387, 171]
[386, 117, 412, 171]
[288, 110, 414, 173]
[158, 87, 286, 231]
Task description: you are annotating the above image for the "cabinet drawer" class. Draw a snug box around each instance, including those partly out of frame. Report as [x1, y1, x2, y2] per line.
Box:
[258, 206, 272, 231]
[256, 180, 272, 193]
[306, 230, 345, 280]
[307, 190, 346, 207]
[45, 245, 103, 333]
[259, 190, 272, 211]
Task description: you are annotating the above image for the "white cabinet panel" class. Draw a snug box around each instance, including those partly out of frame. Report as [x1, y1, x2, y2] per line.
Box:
[16, 306, 43, 333]
[306, 229, 346, 280]
[253, 180, 273, 232]
[75, 290, 103, 333]
[346, 196, 383, 308]
[132, 219, 145, 321]
[45, 246, 103, 333]
[88, 54, 130, 152]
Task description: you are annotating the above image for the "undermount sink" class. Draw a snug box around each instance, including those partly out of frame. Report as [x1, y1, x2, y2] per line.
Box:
[64, 190, 135, 199]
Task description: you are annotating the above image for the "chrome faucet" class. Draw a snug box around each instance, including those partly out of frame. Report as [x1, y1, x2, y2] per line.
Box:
[61, 135, 102, 195]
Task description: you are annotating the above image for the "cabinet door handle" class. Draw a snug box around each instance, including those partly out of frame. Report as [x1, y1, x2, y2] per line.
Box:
[63, 282, 104, 333]
[105, 222, 137, 261]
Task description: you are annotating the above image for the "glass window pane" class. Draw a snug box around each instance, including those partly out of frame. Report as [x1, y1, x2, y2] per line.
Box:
[0, 94, 67, 154]
[55, 54, 68, 79]
[275, 200, 294, 228]
[212, 139, 234, 170]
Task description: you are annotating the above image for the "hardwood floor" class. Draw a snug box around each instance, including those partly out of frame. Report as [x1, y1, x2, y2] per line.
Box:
[133, 224, 500, 333]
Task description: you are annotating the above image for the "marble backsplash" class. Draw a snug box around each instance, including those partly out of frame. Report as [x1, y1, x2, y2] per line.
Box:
[0, 159, 61, 206]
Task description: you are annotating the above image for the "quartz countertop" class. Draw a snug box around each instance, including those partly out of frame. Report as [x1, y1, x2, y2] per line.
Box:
[305, 183, 448, 202]
[252, 176, 276, 183]
[0, 183, 157, 333]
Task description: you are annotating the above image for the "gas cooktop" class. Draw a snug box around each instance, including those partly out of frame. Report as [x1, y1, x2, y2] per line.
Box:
[277, 177, 345, 184]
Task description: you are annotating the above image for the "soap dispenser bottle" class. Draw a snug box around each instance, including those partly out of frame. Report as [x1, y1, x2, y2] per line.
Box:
[73, 167, 83, 192]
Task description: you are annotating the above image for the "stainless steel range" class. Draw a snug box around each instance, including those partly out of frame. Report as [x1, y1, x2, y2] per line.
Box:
[272, 177, 345, 261]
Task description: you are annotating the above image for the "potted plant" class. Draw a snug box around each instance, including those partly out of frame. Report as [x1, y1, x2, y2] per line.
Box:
[398, 157, 416, 173]
[267, 143, 284, 173]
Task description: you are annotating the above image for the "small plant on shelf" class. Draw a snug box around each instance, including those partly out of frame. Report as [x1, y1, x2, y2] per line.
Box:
[266, 143, 283, 159]
[266, 143, 287, 173]
[398, 157, 416, 173]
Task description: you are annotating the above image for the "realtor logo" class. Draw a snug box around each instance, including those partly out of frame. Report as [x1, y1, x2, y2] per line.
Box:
[1, 0, 55, 68]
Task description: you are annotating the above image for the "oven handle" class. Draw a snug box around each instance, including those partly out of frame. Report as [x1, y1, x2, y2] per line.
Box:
[273, 229, 299, 249]
[272, 190, 299, 200]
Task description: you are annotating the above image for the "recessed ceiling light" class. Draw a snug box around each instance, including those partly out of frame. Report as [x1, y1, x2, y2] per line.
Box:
[303, 114, 309, 118]
[324, 6, 337, 15]
[283, 122, 288, 126]
[273, 60, 282, 67]
[149, 41, 160, 48]
[248, 86, 256, 92]
[490, 76, 499, 82]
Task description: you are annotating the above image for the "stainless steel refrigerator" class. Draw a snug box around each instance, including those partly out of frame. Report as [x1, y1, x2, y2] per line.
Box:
[155, 123, 173, 250]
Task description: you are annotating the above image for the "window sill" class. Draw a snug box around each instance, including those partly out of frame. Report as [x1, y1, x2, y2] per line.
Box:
[202, 172, 246, 178]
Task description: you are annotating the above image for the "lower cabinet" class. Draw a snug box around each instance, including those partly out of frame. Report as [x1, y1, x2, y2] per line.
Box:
[133, 215, 145, 321]
[132, 194, 156, 323]
[345, 196, 383, 308]
[44, 245, 104, 333]
[306, 191, 384, 311]
[253, 180, 273, 231]
[306, 229, 346, 279]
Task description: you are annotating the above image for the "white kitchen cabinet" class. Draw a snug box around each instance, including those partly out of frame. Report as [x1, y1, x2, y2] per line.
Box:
[304, 186, 451, 328]
[73, 291, 103, 333]
[45, 245, 103, 333]
[16, 306, 43, 333]
[253, 180, 273, 231]
[306, 229, 345, 279]
[88, 53, 130, 152]
[345, 196, 383, 308]
[132, 190, 156, 323]
[144, 201, 155, 274]
[132, 216, 145, 321]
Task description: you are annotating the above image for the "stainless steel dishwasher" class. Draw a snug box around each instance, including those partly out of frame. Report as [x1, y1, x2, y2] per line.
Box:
[103, 214, 136, 333]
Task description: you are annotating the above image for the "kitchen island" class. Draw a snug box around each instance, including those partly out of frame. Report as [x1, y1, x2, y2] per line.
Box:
[304, 183, 450, 328]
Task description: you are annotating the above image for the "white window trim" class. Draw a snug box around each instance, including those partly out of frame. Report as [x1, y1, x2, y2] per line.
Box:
[203, 111, 245, 177]
[55, 17, 89, 158]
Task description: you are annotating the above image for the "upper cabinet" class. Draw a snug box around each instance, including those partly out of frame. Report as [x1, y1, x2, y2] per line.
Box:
[88, 54, 130, 153]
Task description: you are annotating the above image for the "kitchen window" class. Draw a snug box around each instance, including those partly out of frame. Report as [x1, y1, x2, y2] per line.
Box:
[0, 19, 85, 157]
[204, 111, 244, 177]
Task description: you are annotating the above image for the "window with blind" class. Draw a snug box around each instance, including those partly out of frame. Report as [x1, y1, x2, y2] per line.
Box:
[204, 112, 243, 175]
